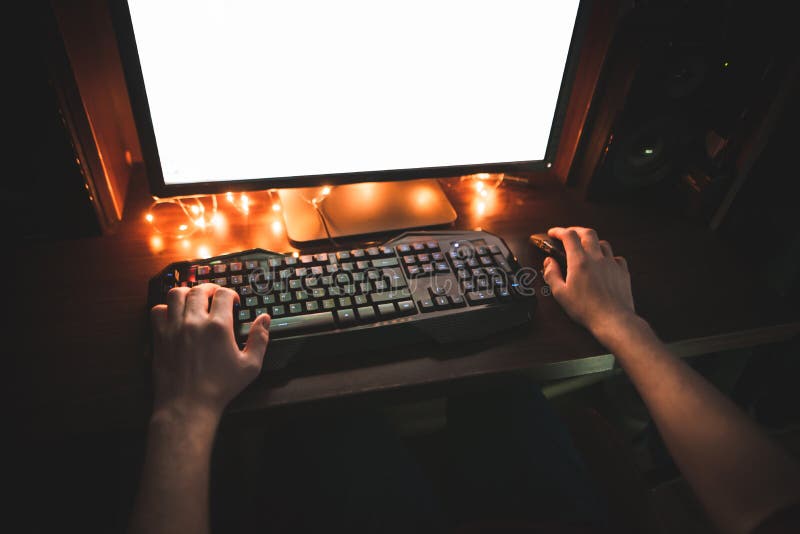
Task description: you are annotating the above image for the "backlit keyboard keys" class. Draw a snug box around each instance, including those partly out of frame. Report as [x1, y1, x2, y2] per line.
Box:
[245, 296, 258, 307]
[356, 306, 376, 321]
[397, 300, 416, 315]
[238, 309, 251, 321]
[230, 262, 242, 272]
[337, 308, 356, 326]
[213, 277, 227, 286]
[197, 266, 211, 276]
[377, 303, 397, 318]
[230, 275, 243, 285]
[213, 264, 227, 273]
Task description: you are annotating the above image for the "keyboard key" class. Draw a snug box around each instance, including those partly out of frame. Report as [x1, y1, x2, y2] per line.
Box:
[418, 253, 430, 263]
[311, 266, 323, 275]
[295, 290, 309, 300]
[356, 306, 377, 322]
[312, 288, 326, 298]
[450, 294, 466, 307]
[289, 279, 302, 289]
[377, 303, 396, 318]
[213, 263, 227, 273]
[372, 256, 400, 269]
[426, 241, 439, 250]
[285, 256, 297, 266]
[314, 253, 329, 262]
[489, 245, 501, 254]
[397, 300, 416, 315]
[213, 277, 227, 286]
[431, 286, 446, 296]
[263, 294, 276, 304]
[328, 286, 342, 297]
[356, 260, 370, 270]
[338, 296, 352, 308]
[407, 265, 420, 276]
[322, 298, 336, 310]
[379, 245, 394, 255]
[279, 292, 293, 302]
[245, 296, 258, 307]
[366, 247, 380, 256]
[231, 275, 243, 285]
[254, 307, 268, 316]
[341, 262, 354, 271]
[295, 267, 308, 277]
[268, 258, 282, 268]
[434, 296, 449, 307]
[299, 255, 314, 264]
[272, 305, 286, 316]
[436, 262, 449, 272]
[359, 282, 372, 293]
[337, 308, 356, 326]
[352, 249, 365, 258]
[480, 256, 493, 266]
[397, 244, 412, 254]
[306, 300, 320, 312]
[306, 277, 319, 287]
[266, 312, 336, 337]
[245, 260, 258, 270]
[418, 298, 435, 312]
[336, 251, 351, 260]
[466, 291, 496, 305]
[240, 286, 253, 296]
[238, 309, 251, 321]
[421, 264, 434, 274]
[289, 303, 302, 314]
[230, 262, 242, 272]
[354, 294, 369, 306]
[404, 256, 416, 265]
[412, 242, 425, 251]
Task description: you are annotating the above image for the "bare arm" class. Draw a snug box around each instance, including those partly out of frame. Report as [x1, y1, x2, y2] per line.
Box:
[543, 226, 800, 534]
[129, 284, 271, 534]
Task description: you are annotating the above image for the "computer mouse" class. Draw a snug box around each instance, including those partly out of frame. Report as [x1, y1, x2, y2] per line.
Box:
[529, 233, 567, 273]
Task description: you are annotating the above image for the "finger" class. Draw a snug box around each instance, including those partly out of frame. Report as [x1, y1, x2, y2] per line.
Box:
[542, 257, 566, 295]
[185, 283, 220, 319]
[210, 287, 240, 321]
[599, 239, 614, 258]
[150, 304, 168, 336]
[615, 256, 628, 271]
[165, 287, 190, 325]
[548, 227, 585, 264]
[242, 313, 271, 364]
[575, 227, 603, 258]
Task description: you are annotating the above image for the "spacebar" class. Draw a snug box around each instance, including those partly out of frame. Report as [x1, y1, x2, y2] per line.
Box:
[265, 312, 336, 338]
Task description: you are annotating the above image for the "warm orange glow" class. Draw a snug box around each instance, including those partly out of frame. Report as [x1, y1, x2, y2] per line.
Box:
[240, 193, 249, 205]
[292, 251, 300, 258]
[271, 220, 283, 234]
[475, 181, 485, 192]
[190, 205, 200, 215]
[182, 239, 191, 249]
[178, 224, 188, 231]
[321, 186, 332, 196]
[149, 235, 164, 252]
[226, 192, 234, 202]
[145, 213, 154, 223]
[475, 172, 491, 180]
[194, 218, 206, 228]
[479, 189, 488, 198]
[210, 213, 224, 227]
[197, 245, 211, 259]
[476, 201, 486, 215]
[272, 202, 281, 212]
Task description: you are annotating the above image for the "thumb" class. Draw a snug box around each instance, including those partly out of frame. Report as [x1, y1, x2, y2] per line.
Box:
[542, 257, 566, 295]
[242, 314, 271, 363]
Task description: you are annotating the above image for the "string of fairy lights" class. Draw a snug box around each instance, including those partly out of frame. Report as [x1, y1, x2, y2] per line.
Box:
[143, 173, 516, 241]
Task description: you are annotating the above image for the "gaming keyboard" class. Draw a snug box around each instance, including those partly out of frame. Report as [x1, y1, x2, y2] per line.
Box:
[148, 230, 536, 370]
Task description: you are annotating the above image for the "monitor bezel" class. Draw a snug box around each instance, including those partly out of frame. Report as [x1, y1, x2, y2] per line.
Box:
[110, 0, 590, 198]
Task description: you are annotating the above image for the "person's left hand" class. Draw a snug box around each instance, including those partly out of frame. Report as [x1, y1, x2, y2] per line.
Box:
[149, 283, 270, 420]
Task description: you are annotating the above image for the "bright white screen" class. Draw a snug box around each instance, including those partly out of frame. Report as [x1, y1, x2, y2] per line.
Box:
[127, 0, 580, 185]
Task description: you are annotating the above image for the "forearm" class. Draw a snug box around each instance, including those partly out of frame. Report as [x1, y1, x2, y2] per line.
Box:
[594, 314, 800, 534]
[129, 406, 220, 534]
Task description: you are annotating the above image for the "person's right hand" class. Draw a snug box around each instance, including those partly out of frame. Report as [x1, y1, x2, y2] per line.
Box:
[542, 227, 636, 336]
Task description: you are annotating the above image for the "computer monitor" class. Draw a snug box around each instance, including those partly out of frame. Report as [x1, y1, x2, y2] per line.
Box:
[112, 1, 586, 242]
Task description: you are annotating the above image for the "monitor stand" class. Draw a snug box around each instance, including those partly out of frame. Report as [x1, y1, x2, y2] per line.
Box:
[278, 179, 457, 245]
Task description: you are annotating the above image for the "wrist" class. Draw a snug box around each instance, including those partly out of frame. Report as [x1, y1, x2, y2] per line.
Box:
[590, 310, 651, 350]
[150, 401, 222, 436]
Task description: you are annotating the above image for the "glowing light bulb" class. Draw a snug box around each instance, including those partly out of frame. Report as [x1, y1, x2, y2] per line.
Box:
[226, 192, 234, 202]
[194, 218, 206, 229]
[475, 173, 490, 180]
[271, 220, 283, 234]
[321, 186, 331, 196]
[240, 193, 249, 205]
[479, 189, 488, 198]
[475, 181, 485, 192]
[211, 213, 223, 227]
[292, 251, 300, 258]
[476, 201, 486, 215]
[145, 213, 154, 223]
[178, 224, 188, 231]
[272, 202, 281, 212]
[190, 205, 200, 215]
[546, 162, 552, 168]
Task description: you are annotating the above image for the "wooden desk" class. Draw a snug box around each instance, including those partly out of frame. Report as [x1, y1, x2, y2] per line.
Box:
[12, 171, 800, 435]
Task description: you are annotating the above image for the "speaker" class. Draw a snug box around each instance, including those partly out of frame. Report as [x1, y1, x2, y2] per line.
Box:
[568, 0, 796, 214]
